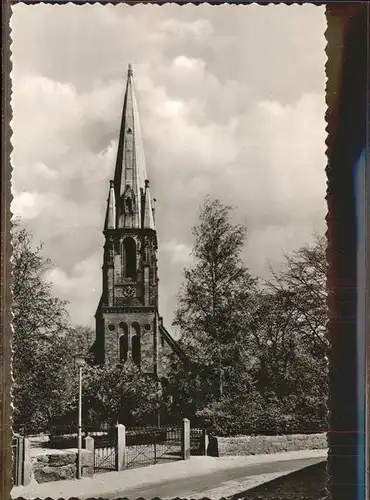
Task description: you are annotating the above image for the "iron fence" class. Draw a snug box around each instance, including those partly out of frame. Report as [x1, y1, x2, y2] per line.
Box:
[155, 426, 182, 463]
[94, 434, 117, 474]
[125, 426, 182, 470]
[43, 423, 193, 474]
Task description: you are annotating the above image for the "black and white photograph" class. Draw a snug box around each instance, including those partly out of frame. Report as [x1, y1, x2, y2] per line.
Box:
[10, 4, 329, 499]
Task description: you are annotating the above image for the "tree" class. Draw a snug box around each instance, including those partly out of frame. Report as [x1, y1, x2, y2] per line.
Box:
[47, 324, 97, 431]
[66, 324, 95, 363]
[82, 360, 163, 427]
[170, 201, 328, 435]
[12, 221, 167, 432]
[170, 198, 258, 424]
[11, 221, 72, 431]
[249, 235, 328, 432]
[268, 234, 328, 357]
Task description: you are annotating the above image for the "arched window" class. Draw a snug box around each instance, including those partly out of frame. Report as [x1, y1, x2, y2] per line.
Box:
[118, 322, 128, 362]
[123, 238, 136, 279]
[131, 322, 141, 368]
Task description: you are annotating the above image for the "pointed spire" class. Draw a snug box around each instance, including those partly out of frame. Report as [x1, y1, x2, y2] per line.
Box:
[114, 64, 149, 229]
[104, 180, 116, 230]
[143, 179, 155, 230]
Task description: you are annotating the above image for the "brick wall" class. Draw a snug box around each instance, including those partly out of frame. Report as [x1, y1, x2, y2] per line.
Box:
[212, 433, 327, 457]
[101, 311, 156, 369]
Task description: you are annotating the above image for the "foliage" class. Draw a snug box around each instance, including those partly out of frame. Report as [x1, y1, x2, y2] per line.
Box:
[12, 212, 328, 437]
[82, 361, 163, 427]
[47, 324, 98, 431]
[11, 221, 98, 433]
[195, 391, 264, 436]
[69, 324, 95, 358]
[173, 197, 257, 402]
[268, 234, 328, 357]
[170, 199, 328, 436]
[168, 198, 259, 430]
[248, 235, 328, 433]
[11, 222, 72, 432]
[11, 221, 167, 433]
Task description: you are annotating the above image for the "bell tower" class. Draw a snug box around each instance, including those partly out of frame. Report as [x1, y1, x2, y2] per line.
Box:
[95, 64, 160, 374]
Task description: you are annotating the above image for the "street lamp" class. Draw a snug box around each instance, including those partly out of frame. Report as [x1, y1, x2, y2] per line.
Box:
[74, 354, 86, 480]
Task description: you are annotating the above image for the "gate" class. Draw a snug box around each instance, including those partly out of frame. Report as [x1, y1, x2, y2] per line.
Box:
[93, 433, 117, 473]
[125, 426, 182, 470]
[155, 426, 182, 463]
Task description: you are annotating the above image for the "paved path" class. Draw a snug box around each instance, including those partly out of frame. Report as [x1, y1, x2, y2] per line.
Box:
[102, 456, 325, 499]
[12, 449, 327, 500]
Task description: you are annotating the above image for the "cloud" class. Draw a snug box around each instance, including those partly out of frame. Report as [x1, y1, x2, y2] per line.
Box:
[44, 255, 101, 327]
[10, 4, 326, 327]
[11, 192, 43, 220]
[172, 55, 206, 72]
[160, 19, 214, 40]
[161, 240, 193, 265]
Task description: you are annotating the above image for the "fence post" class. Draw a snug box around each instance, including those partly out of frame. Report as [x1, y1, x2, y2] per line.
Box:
[22, 438, 32, 486]
[203, 430, 209, 456]
[85, 435, 95, 453]
[84, 436, 95, 477]
[115, 424, 126, 471]
[16, 436, 24, 485]
[181, 419, 190, 460]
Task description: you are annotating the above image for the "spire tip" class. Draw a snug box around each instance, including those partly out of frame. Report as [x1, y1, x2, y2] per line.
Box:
[128, 64, 133, 77]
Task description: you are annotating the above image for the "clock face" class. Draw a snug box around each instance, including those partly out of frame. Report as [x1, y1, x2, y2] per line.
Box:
[123, 286, 135, 298]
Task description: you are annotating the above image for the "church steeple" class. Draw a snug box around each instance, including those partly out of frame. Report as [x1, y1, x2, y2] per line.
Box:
[95, 62, 184, 376]
[112, 64, 154, 230]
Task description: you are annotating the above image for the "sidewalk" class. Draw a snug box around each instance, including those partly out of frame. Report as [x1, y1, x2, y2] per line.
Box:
[12, 449, 328, 500]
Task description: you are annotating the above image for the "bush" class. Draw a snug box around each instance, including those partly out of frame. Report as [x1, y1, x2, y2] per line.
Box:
[196, 391, 264, 437]
[48, 435, 78, 449]
[48, 426, 113, 449]
[194, 391, 326, 437]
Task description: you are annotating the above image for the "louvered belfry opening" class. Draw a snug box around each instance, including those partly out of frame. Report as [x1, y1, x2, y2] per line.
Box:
[123, 238, 136, 279]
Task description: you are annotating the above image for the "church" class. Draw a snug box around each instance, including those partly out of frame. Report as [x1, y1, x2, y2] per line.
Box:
[93, 65, 186, 376]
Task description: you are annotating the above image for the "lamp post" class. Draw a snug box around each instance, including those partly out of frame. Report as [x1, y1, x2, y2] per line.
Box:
[74, 355, 85, 480]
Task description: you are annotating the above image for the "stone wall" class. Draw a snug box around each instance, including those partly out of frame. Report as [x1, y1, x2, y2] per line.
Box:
[211, 433, 327, 457]
[30, 449, 93, 483]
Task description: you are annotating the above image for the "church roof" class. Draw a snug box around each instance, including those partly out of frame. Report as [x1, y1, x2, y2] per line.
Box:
[109, 64, 155, 231]
[159, 323, 189, 366]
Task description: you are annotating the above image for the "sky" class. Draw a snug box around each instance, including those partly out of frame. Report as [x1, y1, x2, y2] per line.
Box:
[10, 4, 327, 332]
